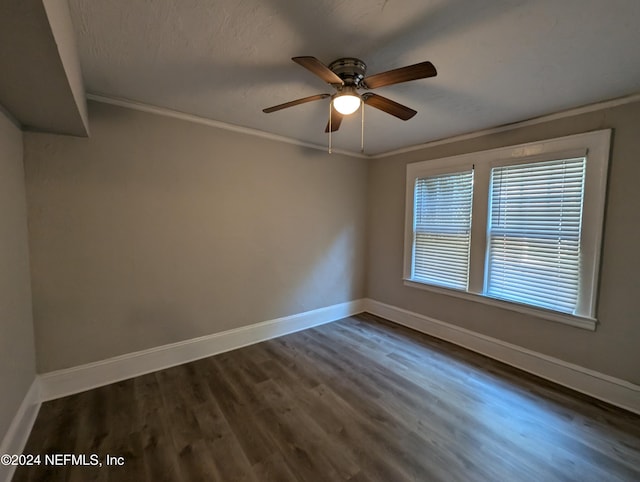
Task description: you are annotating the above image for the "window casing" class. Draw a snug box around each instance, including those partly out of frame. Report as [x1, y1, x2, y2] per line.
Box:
[403, 130, 611, 330]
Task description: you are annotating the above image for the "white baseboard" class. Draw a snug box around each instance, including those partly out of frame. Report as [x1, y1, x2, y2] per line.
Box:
[39, 299, 365, 401]
[364, 298, 640, 415]
[0, 379, 41, 482]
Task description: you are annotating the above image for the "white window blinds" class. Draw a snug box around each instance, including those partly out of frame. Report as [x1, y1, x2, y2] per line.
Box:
[413, 170, 474, 290]
[486, 157, 586, 314]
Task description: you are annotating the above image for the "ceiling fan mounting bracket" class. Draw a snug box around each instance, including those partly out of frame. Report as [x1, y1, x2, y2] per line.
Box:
[328, 58, 367, 87]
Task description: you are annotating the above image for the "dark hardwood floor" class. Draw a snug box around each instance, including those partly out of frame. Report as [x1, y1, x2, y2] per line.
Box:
[14, 313, 640, 481]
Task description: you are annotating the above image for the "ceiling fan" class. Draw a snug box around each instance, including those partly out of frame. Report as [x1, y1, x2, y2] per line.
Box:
[263, 56, 437, 133]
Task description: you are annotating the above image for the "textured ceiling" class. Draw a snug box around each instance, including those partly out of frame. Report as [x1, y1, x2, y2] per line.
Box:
[69, 0, 640, 155]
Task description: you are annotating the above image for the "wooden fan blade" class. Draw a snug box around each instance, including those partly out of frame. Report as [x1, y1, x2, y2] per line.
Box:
[263, 94, 330, 113]
[363, 93, 417, 120]
[362, 61, 437, 89]
[325, 107, 343, 132]
[293, 56, 344, 85]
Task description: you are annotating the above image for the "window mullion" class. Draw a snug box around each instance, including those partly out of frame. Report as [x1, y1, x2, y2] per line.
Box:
[468, 164, 490, 294]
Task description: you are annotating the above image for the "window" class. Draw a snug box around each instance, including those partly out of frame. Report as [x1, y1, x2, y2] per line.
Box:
[486, 158, 585, 314]
[412, 170, 474, 290]
[404, 130, 611, 330]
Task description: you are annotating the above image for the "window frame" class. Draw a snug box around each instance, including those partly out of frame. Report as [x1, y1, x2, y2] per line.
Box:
[403, 129, 611, 331]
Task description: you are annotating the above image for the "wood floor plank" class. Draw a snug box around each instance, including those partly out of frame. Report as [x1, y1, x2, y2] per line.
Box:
[218, 349, 358, 479]
[202, 357, 276, 466]
[323, 322, 586, 479]
[254, 355, 416, 481]
[258, 351, 417, 480]
[287, 331, 503, 481]
[268, 335, 450, 480]
[13, 313, 640, 481]
[251, 452, 298, 482]
[136, 375, 184, 482]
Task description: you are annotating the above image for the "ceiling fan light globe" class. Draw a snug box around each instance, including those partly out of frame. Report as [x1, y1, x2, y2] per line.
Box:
[333, 94, 361, 115]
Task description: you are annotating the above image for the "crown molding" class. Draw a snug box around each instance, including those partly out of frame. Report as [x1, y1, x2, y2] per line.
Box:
[86, 93, 368, 159]
[87, 91, 640, 161]
[371, 92, 640, 159]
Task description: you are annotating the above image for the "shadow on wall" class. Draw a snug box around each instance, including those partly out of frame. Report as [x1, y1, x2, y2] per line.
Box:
[120, 224, 364, 355]
[126, 302, 195, 351]
[26, 100, 368, 371]
[279, 224, 363, 316]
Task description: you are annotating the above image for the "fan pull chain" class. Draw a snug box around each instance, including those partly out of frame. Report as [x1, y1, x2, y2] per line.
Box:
[328, 102, 332, 154]
[361, 99, 365, 153]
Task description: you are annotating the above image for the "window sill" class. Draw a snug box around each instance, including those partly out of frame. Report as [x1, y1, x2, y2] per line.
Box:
[403, 279, 597, 331]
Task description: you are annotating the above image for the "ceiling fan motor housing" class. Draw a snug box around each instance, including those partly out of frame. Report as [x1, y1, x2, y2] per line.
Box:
[329, 58, 367, 89]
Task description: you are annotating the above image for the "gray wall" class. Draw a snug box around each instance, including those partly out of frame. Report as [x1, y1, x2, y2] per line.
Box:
[21, 97, 640, 386]
[25, 101, 368, 372]
[0, 109, 36, 439]
[367, 100, 640, 385]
